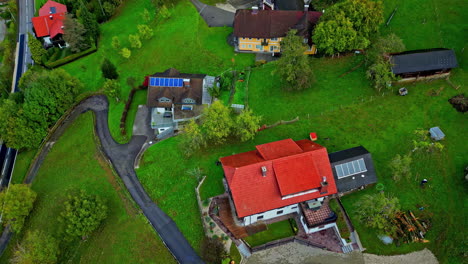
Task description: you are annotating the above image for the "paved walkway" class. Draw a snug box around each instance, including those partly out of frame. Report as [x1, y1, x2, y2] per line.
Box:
[245, 242, 438, 264]
[191, 0, 235, 27]
[2, 95, 204, 263]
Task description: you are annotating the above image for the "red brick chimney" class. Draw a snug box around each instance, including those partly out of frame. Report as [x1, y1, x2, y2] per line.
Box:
[252, 6, 259, 15]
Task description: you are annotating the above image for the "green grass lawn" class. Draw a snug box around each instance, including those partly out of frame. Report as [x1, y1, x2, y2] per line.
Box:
[11, 150, 36, 184]
[243, 220, 295, 248]
[62, 0, 254, 143]
[136, 0, 466, 261]
[1, 113, 175, 264]
[233, 80, 246, 105]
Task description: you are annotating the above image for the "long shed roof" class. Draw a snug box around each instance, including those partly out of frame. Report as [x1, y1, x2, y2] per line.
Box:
[390, 49, 458, 74]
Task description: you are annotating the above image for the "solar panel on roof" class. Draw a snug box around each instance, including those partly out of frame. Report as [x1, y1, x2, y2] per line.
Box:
[149, 77, 184, 87]
[335, 158, 367, 179]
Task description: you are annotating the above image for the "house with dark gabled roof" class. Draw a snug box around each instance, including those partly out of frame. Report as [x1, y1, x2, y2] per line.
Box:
[390, 49, 458, 81]
[145, 68, 214, 133]
[328, 146, 377, 194]
[233, 9, 322, 55]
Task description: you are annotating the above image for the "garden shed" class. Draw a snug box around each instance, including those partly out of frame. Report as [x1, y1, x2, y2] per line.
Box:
[429, 127, 445, 141]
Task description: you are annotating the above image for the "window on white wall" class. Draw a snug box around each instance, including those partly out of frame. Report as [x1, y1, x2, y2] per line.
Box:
[257, 215, 264, 220]
[291, 206, 297, 209]
[276, 210, 283, 215]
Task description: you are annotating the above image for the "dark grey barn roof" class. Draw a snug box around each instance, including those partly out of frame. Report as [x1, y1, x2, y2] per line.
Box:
[329, 146, 377, 193]
[390, 49, 458, 75]
[276, 0, 305, 10]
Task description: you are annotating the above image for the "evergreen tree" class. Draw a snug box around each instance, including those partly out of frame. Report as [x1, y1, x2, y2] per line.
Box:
[101, 58, 119, 79]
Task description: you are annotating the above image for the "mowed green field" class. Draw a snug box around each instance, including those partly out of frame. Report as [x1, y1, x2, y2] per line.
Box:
[136, 0, 467, 262]
[14, 0, 466, 262]
[62, 0, 254, 143]
[1, 113, 176, 264]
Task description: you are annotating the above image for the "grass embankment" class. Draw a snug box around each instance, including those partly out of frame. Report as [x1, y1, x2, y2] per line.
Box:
[1, 113, 175, 263]
[244, 220, 295, 248]
[62, 0, 254, 143]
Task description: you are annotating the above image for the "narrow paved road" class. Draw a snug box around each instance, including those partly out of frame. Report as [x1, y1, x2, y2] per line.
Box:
[191, 0, 235, 27]
[2, 95, 204, 263]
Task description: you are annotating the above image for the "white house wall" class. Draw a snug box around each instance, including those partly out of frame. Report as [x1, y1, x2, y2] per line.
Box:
[243, 204, 300, 226]
[300, 216, 337, 234]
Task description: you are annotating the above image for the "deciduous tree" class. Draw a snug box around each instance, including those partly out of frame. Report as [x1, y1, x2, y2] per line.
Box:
[201, 237, 226, 264]
[101, 58, 119, 79]
[120, 47, 131, 58]
[60, 191, 108, 240]
[137, 24, 154, 40]
[180, 119, 205, 157]
[313, 12, 357, 55]
[313, 0, 383, 55]
[102, 79, 121, 102]
[0, 184, 37, 233]
[235, 109, 261, 142]
[27, 33, 46, 64]
[366, 58, 396, 92]
[202, 101, 233, 144]
[0, 68, 82, 149]
[355, 192, 400, 235]
[12, 230, 58, 264]
[63, 14, 90, 53]
[111, 36, 121, 50]
[389, 154, 412, 182]
[366, 33, 405, 65]
[275, 29, 314, 90]
[129, 34, 142, 49]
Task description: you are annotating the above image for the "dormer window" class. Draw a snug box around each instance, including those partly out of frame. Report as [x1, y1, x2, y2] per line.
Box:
[159, 97, 171, 103]
[182, 98, 195, 104]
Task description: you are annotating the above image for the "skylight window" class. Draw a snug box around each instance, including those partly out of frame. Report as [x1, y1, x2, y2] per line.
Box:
[335, 158, 367, 179]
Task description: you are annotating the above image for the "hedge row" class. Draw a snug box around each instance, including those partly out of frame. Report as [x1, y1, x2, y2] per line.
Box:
[44, 45, 97, 68]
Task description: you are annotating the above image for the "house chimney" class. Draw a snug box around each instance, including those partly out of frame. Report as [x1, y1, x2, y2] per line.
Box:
[252, 6, 259, 14]
[261, 166, 267, 177]
[304, 4, 309, 11]
[49, 15, 53, 19]
[320, 176, 328, 194]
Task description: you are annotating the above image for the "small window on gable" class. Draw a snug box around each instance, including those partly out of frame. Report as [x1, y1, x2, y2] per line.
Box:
[183, 98, 195, 104]
[159, 97, 171, 103]
[257, 215, 264, 220]
[276, 210, 283, 215]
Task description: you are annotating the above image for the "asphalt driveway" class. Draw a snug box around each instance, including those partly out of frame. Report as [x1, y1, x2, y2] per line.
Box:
[4, 95, 204, 264]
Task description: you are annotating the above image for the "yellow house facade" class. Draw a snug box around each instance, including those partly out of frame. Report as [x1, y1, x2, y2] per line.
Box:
[233, 10, 322, 55]
[237, 37, 317, 55]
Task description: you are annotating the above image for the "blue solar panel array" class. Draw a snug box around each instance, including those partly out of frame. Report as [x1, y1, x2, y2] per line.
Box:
[149, 77, 183, 87]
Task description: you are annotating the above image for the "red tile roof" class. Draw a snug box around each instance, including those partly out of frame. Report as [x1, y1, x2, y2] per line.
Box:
[39, 0, 67, 17]
[220, 139, 337, 218]
[234, 10, 322, 38]
[32, 0, 67, 38]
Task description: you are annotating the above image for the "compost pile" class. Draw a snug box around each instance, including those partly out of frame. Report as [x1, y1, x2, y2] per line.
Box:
[448, 94, 467, 113]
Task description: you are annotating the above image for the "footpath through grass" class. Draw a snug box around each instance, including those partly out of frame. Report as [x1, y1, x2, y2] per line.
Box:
[1, 113, 175, 264]
[62, 0, 254, 143]
[244, 220, 295, 248]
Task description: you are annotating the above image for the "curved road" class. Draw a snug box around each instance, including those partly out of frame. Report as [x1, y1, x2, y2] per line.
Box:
[3, 95, 204, 263]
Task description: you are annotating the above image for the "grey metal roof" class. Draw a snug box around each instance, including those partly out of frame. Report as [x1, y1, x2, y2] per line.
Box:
[429, 127, 445, 141]
[390, 49, 458, 75]
[329, 146, 377, 193]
